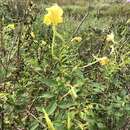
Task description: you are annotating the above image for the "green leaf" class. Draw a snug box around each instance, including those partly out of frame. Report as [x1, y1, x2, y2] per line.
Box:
[36, 77, 57, 87]
[47, 101, 57, 115]
[30, 121, 39, 130]
[39, 93, 54, 99]
[59, 101, 77, 109]
[0, 68, 6, 79]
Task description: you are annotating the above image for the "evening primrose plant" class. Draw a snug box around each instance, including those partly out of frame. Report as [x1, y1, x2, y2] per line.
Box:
[43, 4, 83, 73]
[41, 4, 85, 130]
[43, 4, 64, 58]
[41, 5, 113, 130]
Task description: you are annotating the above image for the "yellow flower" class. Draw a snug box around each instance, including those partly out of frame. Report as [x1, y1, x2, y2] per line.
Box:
[43, 4, 63, 26]
[71, 37, 82, 42]
[7, 23, 15, 30]
[30, 32, 35, 39]
[99, 57, 109, 65]
[106, 32, 114, 42]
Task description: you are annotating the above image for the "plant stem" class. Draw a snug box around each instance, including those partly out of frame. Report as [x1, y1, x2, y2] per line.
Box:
[52, 26, 56, 58]
[80, 59, 100, 69]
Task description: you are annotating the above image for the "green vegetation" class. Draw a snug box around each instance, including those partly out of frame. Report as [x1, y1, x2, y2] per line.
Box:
[0, 0, 130, 130]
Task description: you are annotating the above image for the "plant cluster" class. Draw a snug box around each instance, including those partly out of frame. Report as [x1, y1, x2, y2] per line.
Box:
[0, 1, 130, 130]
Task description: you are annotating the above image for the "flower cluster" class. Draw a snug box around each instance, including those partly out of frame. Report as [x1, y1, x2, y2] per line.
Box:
[43, 4, 63, 26]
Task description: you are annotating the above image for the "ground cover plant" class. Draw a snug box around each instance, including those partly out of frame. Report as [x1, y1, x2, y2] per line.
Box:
[1, 0, 130, 130]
